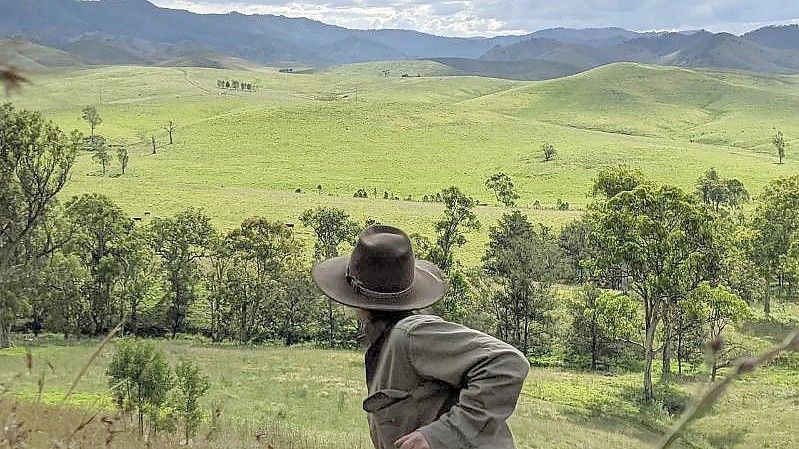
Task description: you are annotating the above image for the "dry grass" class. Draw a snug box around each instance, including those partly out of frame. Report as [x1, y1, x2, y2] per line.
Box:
[0, 399, 368, 449]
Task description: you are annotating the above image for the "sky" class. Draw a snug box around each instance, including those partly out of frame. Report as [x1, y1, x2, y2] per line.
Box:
[150, 0, 799, 37]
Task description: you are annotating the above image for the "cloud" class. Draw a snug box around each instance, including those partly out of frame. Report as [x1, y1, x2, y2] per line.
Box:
[150, 0, 799, 37]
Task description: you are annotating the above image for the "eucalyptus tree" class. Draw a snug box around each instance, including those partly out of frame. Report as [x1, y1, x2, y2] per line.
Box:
[0, 103, 79, 347]
[149, 208, 215, 338]
[589, 184, 715, 401]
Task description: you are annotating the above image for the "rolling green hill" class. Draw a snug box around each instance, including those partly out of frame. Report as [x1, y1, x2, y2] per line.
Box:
[0, 37, 84, 70]
[7, 62, 798, 263]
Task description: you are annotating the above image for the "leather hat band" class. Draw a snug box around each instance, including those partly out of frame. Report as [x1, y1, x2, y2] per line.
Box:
[345, 265, 414, 301]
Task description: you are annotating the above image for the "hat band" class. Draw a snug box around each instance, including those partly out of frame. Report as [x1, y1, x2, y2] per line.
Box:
[345, 266, 414, 301]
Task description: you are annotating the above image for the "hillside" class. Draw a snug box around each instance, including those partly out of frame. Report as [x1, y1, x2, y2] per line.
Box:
[0, 37, 84, 70]
[6, 63, 797, 264]
[745, 24, 799, 49]
[481, 31, 799, 77]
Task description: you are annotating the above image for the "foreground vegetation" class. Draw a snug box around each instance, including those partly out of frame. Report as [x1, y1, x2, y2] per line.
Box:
[2, 327, 798, 449]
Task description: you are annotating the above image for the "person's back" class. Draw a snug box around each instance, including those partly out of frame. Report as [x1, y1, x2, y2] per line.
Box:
[365, 314, 529, 449]
[312, 225, 530, 449]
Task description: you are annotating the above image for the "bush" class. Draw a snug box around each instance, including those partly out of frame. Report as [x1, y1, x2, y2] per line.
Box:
[172, 358, 210, 443]
[107, 339, 173, 436]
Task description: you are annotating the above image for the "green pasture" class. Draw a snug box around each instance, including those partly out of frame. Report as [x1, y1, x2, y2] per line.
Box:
[8, 62, 799, 263]
[2, 314, 798, 449]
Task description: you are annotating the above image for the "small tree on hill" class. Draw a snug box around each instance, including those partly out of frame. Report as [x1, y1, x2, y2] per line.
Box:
[591, 164, 645, 199]
[164, 120, 176, 145]
[542, 142, 557, 162]
[116, 145, 129, 175]
[81, 105, 102, 138]
[107, 339, 173, 436]
[89, 135, 112, 175]
[171, 358, 210, 443]
[774, 130, 786, 164]
[424, 187, 480, 272]
[485, 172, 519, 207]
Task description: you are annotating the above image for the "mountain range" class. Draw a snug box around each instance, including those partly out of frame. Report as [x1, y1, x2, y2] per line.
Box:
[2, 0, 799, 80]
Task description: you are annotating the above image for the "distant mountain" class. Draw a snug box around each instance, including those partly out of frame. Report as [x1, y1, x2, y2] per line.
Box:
[744, 25, 799, 50]
[528, 27, 641, 47]
[2, 0, 799, 79]
[480, 37, 614, 68]
[0, 0, 531, 66]
[478, 29, 799, 77]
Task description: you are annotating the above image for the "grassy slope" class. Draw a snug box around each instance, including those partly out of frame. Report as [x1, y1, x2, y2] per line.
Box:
[7, 63, 799, 263]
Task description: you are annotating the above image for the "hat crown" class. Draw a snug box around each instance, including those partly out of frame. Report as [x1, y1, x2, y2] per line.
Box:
[347, 225, 415, 294]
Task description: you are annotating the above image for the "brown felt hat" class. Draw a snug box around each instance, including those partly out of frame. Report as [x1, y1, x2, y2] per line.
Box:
[312, 225, 447, 311]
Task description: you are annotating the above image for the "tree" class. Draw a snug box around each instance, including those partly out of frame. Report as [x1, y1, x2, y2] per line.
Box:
[89, 135, 112, 175]
[589, 184, 715, 401]
[696, 168, 749, 211]
[149, 208, 215, 338]
[64, 194, 130, 334]
[427, 186, 480, 272]
[171, 358, 209, 443]
[107, 339, 173, 436]
[151, 136, 157, 154]
[40, 252, 89, 339]
[750, 175, 799, 314]
[0, 103, 80, 347]
[222, 218, 304, 343]
[81, 105, 102, 138]
[164, 120, 176, 145]
[299, 207, 360, 261]
[483, 210, 564, 355]
[591, 164, 645, 199]
[116, 145, 129, 175]
[568, 285, 639, 370]
[299, 207, 360, 347]
[116, 227, 160, 335]
[1, 65, 26, 93]
[681, 283, 751, 380]
[542, 142, 556, 161]
[774, 130, 786, 165]
[559, 219, 595, 284]
[485, 172, 519, 207]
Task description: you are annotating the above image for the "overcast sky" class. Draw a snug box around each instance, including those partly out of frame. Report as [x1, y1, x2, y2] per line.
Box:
[151, 0, 799, 37]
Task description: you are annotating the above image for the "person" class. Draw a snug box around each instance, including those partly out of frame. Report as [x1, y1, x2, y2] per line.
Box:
[312, 225, 530, 449]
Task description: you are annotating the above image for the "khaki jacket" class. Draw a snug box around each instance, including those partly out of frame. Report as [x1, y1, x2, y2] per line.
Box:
[363, 315, 529, 449]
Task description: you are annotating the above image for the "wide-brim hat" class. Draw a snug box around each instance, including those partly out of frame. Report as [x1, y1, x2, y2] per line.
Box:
[312, 225, 447, 311]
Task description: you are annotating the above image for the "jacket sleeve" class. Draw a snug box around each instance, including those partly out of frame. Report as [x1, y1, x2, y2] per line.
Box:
[407, 319, 530, 449]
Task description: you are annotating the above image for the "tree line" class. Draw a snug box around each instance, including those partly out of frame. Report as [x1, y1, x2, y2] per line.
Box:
[2, 102, 798, 405]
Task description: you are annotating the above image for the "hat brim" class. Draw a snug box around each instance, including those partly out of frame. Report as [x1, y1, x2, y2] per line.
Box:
[312, 256, 447, 311]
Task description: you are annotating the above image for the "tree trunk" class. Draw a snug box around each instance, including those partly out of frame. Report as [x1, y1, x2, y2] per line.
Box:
[643, 319, 657, 403]
[591, 314, 599, 370]
[0, 320, 12, 348]
[661, 337, 671, 383]
[327, 301, 335, 348]
[677, 330, 684, 375]
[764, 274, 771, 315]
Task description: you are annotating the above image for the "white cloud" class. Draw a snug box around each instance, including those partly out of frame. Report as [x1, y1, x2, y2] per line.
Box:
[150, 0, 799, 37]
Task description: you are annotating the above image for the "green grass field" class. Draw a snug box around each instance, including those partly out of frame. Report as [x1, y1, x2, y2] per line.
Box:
[2, 309, 798, 449]
[8, 62, 799, 263]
